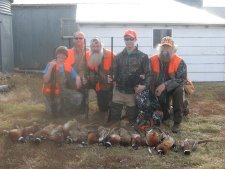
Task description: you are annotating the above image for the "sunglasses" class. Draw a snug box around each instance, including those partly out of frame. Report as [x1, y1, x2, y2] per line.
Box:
[74, 37, 84, 40]
[124, 37, 135, 41]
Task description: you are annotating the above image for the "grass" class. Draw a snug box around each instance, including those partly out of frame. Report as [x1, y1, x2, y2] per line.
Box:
[0, 73, 225, 169]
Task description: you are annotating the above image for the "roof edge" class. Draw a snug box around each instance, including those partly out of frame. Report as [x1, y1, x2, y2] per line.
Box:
[12, 3, 77, 7]
[77, 22, 225, 27]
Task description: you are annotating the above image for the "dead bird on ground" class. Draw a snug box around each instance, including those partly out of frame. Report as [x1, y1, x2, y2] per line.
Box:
[156, 134, 176, 155]
[49, 125, 64, 146]
[3, 128, 24, 143]
[119, 127, 132, 147]
[32, 123, 57, 144]
[178, 139, 214, 155]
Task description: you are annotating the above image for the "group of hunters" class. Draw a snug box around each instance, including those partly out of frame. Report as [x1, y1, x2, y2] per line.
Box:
[42, 29, 190, 134]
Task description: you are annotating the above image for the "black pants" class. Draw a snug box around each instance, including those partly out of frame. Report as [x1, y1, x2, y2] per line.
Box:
[96, 90, 112, 112]
[158, 86, 184, 124]
[78, 87, 89, 116]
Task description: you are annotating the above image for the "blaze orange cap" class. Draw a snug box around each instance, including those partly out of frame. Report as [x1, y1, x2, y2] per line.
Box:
[124, 29, 137, 39]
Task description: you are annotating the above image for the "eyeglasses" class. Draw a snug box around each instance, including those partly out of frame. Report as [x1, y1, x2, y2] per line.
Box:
[124, 37, 135, 41]
[74, 37, 84, 40]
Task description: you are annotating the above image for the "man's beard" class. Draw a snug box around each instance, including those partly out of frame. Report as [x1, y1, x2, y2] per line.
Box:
[159, 51, 173, 62]
[89, 52, 103, 67]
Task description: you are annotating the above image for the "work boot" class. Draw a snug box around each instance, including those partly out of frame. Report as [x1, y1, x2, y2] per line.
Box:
[171, 122, 181, 133]
[109, 102, 123, 122]
[126, 106, 137, 124]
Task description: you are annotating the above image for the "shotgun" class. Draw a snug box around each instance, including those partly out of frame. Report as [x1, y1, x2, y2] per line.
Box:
[50, 64, 57, 114]
[106, 37, 114, 123]
[84, 38, 89, 119]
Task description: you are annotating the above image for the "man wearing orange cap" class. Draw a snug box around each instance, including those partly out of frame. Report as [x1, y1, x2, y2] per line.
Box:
[109, 29, 150, 124]
[149, 36, 187, 133]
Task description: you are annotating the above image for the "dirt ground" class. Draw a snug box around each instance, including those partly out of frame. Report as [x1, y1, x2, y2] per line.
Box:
[0, 73, 225, 169]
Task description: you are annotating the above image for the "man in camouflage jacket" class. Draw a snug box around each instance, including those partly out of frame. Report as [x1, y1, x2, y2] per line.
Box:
[109, 29, 150, 123]
[149, 36, 187, 133]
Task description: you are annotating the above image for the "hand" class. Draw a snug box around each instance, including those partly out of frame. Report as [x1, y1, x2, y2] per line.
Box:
[140, 74, 145, 79]
[134, 85, 145, 94]
[75, 76, 82, 89]
[107, 75, 113, 83]
[155, 83, 166, 96]
[49, 59, 57, 68]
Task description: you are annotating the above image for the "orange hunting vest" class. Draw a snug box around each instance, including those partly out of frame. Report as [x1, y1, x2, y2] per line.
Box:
[150, 54, 182, 79]
[65, 48, 76, 66]
[86, 49, 114, 91]
[42, 63, 72, 95]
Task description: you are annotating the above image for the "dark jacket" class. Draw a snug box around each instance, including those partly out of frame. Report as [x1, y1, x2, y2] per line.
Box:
[113, 47, 150, 94]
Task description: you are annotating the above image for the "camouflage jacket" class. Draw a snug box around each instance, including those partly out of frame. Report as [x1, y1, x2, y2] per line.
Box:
[149, 57, 187, 93]
[113, 47, 150, 94]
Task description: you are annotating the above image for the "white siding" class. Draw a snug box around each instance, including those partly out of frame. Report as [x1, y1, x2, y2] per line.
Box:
[182, 55, 225, 64]
[79, 25, 153, 54]
[173, 28, 225, 38]
[173, 27, 225, 82]
[79, 25, 225, 81]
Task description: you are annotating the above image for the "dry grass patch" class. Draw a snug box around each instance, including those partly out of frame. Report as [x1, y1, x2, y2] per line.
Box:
[0, 74, 225, 169]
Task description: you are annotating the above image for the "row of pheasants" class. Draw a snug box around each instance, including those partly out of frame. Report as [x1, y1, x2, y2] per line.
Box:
[3, 119, 213, 155]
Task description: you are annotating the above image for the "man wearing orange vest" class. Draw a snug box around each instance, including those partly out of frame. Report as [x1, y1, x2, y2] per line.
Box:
[86, 37, 115, 120]
[43, 46, 82, 117]
[150, 36, 187, 133]
[65, 31, 89, 117]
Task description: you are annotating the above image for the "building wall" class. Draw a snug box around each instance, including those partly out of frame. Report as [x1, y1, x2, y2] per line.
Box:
[0, 14, 14, 72]
[79, 24, 225, 81]
[0, 0, 14, 72]
[12, 5, 77, 69]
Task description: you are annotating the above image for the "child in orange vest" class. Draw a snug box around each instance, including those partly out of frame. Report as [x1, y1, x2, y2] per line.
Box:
[42, 46, 82, 117]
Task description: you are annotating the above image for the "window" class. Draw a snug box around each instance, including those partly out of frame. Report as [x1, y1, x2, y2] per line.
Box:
[153, 29, 172, 48]
[60, 18, 77, 37]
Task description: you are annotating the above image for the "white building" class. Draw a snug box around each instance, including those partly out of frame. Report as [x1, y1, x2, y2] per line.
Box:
[76, 0, 225, 82]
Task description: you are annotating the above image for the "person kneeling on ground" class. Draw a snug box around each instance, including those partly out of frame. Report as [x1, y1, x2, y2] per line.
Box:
[42, 46, 82, 117]
[149, 36, 187, 133]
[85, 37, 115, 121]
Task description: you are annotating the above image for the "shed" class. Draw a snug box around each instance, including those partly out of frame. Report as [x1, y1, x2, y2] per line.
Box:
[0, 0, 14, 72]
[12, 3, 77, 69]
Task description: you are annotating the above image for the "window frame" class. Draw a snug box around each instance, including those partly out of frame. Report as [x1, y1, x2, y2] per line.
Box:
[60, 18, 77, 38]
[152, 28, 173, 48]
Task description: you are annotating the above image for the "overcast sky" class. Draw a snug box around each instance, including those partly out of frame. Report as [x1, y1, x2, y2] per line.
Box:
[13, 0, 225, 7]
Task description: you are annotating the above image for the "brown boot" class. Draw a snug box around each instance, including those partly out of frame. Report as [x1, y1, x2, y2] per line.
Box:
[171, 123, 181, 133]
